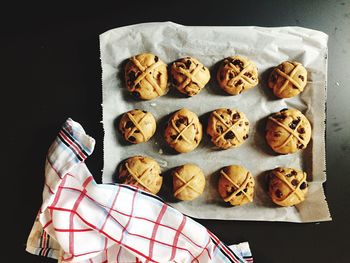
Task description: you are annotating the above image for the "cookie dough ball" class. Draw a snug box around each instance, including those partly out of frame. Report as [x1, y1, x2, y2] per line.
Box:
[266, 108, 312, 154]
[207, 108, 250, 149]
[217, 55, 258, 95]
[218, 165, 255, 206]
[172, 164, 206, 201]
[171, 57, 210, 96]
[268, 167, 308, 207]
[268, 61, 307, 98]
[164, 108, 202, 153]
[118, 156, 162, 194]
[119, 109, 156, 144]
[125, 53, 168, 100]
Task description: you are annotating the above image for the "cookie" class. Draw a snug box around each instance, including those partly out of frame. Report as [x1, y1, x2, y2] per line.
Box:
[268, 61, 307, 98]
[119, 109, 156, 144]
[118, 156, 163, 194]
[217, 55, 259, 95]
[218, 165, 255, 206]
[207, 108, 250, 149]
[164, 108, 202, 153]
[268, 167, 308, 207]
[266, 108, 312, 154]
[125, 53, 168, 100]
[172, 164, 206, 201]
[171, 56, 210, 96]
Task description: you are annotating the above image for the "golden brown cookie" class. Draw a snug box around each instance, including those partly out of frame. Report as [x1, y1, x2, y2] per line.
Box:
[217, 55, 258, 95]
[171, 57, 210, 96]
[268, 167, 308, 207]
[172, 164, 206, 201]
[118, 156, 163, 194]
[218, 165, 255, 206]
[125, 53, 168, 100]
[164, 108, 202, 153]
[207, 108, 250, 149]
[268, 61, 307, 98]
[119, 109, 156, 144]
[266, 108, 312, 154]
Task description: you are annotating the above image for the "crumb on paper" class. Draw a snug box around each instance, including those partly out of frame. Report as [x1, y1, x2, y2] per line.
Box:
[150, 103, 157, 106]
[159, 148, 163, 154]
[157, 159, 168, 167]
[336, 82, 340, 87]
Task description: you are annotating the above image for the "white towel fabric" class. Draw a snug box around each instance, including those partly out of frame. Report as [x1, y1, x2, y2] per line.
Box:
[26, 118, 253, 263]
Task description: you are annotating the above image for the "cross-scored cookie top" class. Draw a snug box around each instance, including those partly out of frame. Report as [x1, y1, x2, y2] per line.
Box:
[164, 108, 202, 153]
[119, 109, 156, 144]
[268, 167, 308, 207]
[125, 53, 168, 100]
[266, 108, 312, 154]
[207, 108, 250, 149]
[118, 156, 162, 194]
[268, 61, 308, 98]
[172, 164, 205, 201]
[218, 165, 255, 206]
[171, 57, 210, 96]
[217, 55, 259, 95]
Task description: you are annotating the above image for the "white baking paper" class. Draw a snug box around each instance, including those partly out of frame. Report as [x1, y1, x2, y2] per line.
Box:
[100, 22, 331, 222]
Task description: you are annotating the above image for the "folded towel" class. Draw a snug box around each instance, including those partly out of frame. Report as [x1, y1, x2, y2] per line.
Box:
[26, 118, 253, 263]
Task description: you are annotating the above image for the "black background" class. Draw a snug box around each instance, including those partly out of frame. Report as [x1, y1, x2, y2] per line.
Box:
[3, 1, 350, 262]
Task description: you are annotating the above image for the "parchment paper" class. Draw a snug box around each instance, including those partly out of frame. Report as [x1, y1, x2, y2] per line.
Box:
[100, 22, 331, 222]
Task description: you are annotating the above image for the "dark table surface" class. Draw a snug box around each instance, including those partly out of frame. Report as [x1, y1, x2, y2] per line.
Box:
[4, 1, 350, 262]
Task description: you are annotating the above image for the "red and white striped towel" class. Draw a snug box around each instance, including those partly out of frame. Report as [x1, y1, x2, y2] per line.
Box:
[26, 118, 253, 263]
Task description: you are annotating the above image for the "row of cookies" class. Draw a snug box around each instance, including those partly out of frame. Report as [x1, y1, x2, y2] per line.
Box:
[119, 107, 312, 154]
[118, 155, 309, 207]
[124, 53, 308, 99]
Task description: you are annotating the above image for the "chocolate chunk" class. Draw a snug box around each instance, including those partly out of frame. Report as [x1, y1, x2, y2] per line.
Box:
[298, 75, 304, 81]
[232, 113, 240, 120]
[245, 121, 249, 126]
[142, 110, 147, 113]
[300, 182, 307, 190]
[236, 191, 242, 196]
[154, 56, 159, 62]
[289, 119, 301, 129]
[128, 136, 136, 142]
[170, 135, 177, 140]
[291, 179, 299, 186]
[227, 109, 232, 115]
[229, 73, 234, 79]
[128, 71, 137, 83]
[286, 173, 293, 177]
[220, 114, 225, 119]
[243, 134, 249, 140]
[298, 144, 304, 149]
[232, 59, 244, 70]
[216, 126, 224, 133]
[279, 64, 285, 72]
[291, 170, 297, 176]
[132, 91, 140, 98]
[185, 60, 192, 69]
[125, 121, 133, 129]
[202, 66, 206, 71]
[236, 79, 243, 86]
[224, 131, 235, 139]
[244, 72, 252, 78]
[274, 132, 281, 137]
[298, 127, 306, 134]
[135, 83, 141, 89]
[275, 189, 283, 198]
[243, 188, 248, 193]
[275, 114, 286, 120]
[175, 118, 184, 127]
